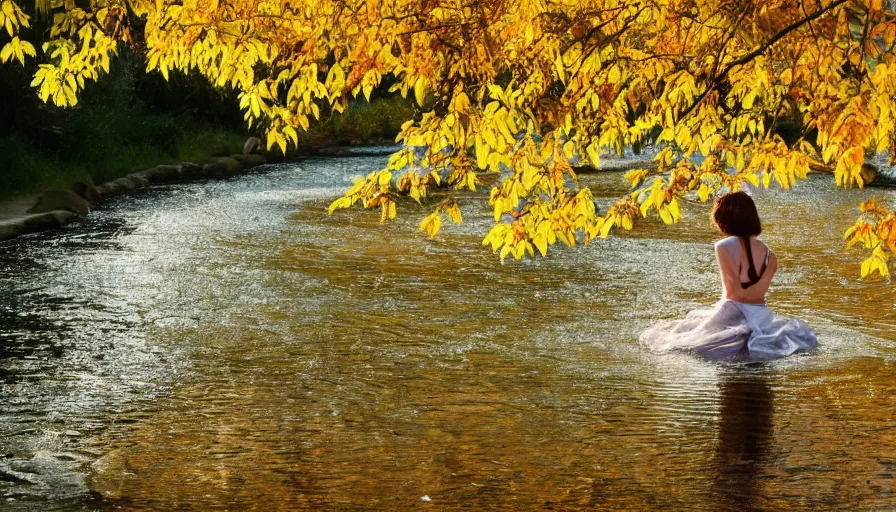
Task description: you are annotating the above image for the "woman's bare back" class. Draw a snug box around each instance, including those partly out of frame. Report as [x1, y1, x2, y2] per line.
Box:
[715, 236, 777, 304]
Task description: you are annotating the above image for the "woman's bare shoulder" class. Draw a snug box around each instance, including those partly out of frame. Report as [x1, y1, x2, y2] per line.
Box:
[714, 236, 739, 249]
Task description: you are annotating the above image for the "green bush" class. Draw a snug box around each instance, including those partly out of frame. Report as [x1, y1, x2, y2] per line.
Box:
[0, 47, 250, 199]
[0, 45, 413, 200]
[304, 96, 416, 146]
[0, 136, 92, 198]
[0, 116, 248, 199]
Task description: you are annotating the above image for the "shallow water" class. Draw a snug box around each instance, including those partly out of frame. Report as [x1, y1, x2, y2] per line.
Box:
[0, 157, 894, 511]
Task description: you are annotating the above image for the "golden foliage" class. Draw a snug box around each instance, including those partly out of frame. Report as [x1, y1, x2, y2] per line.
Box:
[844, 200, 895, 278]
[3, 0, 896, 276]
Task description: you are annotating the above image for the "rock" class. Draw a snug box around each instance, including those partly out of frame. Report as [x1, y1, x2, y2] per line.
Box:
[27, 190, 92, 216]
[860, 163, 896, 186]
[202, 157, 243, 178]
[38, 210, 78, 228]
[317, 147, 352, 157]
[243, 137, 263, 155]
[0, 222, 21, 241]
[0, 211, 78, 242]
[574, 158, 658, 174]
[51, 452, 86, 462]
[127, 169, 154, 184]
[230, 154, 265, 168]
[860, 163, 878, 184]
[96, 181, 122, 199]
[71, 178, 102, 205]
[153, 164, 183, 182]
[128, 174, 150, 187]
[263, 148, 288, 163]
[811, 161, 896, 187]
[110, 176, 141, 192]
[178, 162, 203, 180]
[130, 164, 183, 184]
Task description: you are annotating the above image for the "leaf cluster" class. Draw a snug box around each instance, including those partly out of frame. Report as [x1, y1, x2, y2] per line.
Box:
[4, 0, 896, 278]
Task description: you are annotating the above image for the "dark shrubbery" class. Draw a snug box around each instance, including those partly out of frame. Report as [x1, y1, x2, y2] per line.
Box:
[304, 96, 416, 146]
[1, 47, 415, 199]
[0, 49, 249, 198]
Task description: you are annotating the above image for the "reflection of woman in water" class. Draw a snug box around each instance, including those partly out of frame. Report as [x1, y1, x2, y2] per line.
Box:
[714, 373, 774, 510]
[640, 191, 818, 360]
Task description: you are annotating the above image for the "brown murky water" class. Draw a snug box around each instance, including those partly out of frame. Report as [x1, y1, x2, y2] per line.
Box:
[1, 155, 895, 511]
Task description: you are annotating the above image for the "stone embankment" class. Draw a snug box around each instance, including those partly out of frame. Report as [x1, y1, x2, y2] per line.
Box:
[0, 139, 266, 243]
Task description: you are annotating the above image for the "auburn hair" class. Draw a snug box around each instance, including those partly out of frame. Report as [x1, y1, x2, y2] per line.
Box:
[712, 191, 762, 238]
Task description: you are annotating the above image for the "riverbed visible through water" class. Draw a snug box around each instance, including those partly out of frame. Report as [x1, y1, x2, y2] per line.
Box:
[1, 156, 894, 511]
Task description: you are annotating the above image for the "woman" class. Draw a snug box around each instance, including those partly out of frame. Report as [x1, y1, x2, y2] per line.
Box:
[640, 191, 817, 360]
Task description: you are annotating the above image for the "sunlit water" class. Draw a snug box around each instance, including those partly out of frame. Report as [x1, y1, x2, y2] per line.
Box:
[1, 157, 894, 511]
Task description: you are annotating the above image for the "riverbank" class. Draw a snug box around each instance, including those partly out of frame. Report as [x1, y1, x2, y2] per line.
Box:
[0, 143, 412, 244]
[0, 146, 268, 244]
[5, 141, 892, 246]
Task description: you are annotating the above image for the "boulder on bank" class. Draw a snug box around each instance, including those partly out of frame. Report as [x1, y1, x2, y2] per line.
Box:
[128, 174, 150, 187]
[96, 181, 122, 199]
[130, 165, 182, 185]
[71, 179, 102, 205]
[178, 162, 203, 181]
[231, 154, 265, 168]
[27, 190, 93, 216]
[243, 137, 263, 155]
[0, 210, 80, 242]
[96, 176, 142, 199]
[860, 163, 896, 186]
[111, 176, 142, 192]
[574, 158, 659, 174]
[809, 161, 896, 187]
[202, 157, 243, 178]
[153, 164, 183, 182]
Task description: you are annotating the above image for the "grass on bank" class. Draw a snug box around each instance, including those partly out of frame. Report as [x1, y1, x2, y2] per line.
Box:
[302, 96, 416, 146]
[0, 125, 247, 201]
[1, 98, 415, 201]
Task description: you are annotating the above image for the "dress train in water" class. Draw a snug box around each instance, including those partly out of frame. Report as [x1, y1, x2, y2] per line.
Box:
[639, 299, 817, 361]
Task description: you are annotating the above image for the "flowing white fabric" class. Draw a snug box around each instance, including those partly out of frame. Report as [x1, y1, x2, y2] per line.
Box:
[639, 299, 818, 360]
[639, 238, 818, 361]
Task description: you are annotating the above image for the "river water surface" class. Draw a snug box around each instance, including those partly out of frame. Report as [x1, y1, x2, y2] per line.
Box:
[1, 156, 894, 511]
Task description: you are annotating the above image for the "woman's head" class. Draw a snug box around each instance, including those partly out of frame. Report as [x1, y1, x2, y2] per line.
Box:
[712, 191, 762, 237]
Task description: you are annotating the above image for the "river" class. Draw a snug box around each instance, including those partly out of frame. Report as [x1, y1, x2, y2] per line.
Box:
[1, 156, 894, 510]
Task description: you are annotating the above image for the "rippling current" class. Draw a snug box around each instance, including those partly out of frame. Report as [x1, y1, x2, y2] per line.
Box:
[1, 156, 894, 511]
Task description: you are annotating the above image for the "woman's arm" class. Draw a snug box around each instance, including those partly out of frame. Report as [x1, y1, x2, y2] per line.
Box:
[715, 243, 744, 299]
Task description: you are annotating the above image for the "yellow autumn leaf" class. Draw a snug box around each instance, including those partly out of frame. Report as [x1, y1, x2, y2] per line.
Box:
[414, 76, 427, 106]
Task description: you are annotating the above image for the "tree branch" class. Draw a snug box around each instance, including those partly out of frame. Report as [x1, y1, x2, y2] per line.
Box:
[680, 0, 848, 120]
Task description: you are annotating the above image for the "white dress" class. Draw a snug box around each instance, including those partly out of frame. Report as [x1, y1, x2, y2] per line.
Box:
[639, 237, 818, 361]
